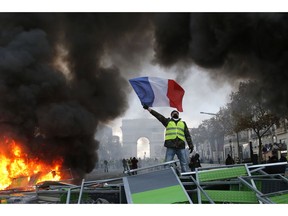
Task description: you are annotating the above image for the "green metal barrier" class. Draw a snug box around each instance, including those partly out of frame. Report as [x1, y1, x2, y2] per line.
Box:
[195, 164, 259, 204]
[201, 190, 258, 204]
[198, 166, 248, 182]
[123, 167, 192, 204]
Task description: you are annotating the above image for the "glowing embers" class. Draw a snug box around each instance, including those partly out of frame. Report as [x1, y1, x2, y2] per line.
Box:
[0, 137, 63, 190]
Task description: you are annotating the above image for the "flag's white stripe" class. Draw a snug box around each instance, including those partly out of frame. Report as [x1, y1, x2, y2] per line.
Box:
[148, 77, 170, 106]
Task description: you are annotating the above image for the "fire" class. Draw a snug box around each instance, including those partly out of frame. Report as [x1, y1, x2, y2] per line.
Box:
[0, 137, 63, 190]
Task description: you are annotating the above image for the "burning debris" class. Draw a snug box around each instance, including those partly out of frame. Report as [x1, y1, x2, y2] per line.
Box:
[0, 136, 63, 190]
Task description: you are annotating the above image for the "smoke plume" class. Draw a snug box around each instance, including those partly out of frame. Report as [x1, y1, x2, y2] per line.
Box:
[0, 13, 153, 182]
[153, 13, 288, 115]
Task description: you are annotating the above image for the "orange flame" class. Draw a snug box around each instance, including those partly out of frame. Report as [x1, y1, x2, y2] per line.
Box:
[0, 137, 63, 190]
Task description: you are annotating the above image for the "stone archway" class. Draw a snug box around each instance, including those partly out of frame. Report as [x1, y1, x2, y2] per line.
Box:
[121, 118, 165, 159]
[137, 137, 150, 159]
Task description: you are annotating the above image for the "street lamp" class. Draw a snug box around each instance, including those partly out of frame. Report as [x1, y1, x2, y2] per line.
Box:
[229, 139, 233, 157]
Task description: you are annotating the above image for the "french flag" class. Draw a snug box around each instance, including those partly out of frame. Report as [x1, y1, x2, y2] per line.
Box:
[129, 77, 185, 112]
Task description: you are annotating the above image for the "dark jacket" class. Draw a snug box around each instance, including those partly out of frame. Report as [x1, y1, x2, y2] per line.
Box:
[131, 157, 139, 169]
[225, 155, 235, 165]
[189, 153, 201, 170]
[150, 109, 193, 149]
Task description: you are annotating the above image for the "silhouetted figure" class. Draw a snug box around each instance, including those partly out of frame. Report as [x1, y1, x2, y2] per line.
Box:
[189, 153, 201, 171]
[268, 155, 278, 163]
[131, 157, 139, 175]
[122, 158, 128, 173]
[280, 155, 287, 162]
[128, 157, 133, 170]
[265, 153, 286, 174]
[138, 157, 142, 168]
[225, 154, 235, 165]
[104, 160, 109, 172]
[279, 154, 288, 173]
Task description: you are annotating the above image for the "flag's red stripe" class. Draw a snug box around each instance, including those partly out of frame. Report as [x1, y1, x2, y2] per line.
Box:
[167, 80, 185, 112]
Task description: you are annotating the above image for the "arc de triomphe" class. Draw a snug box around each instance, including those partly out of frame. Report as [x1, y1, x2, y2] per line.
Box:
[121, 118, 166, 159]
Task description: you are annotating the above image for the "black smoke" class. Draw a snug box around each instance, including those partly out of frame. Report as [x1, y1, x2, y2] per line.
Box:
[153, 13, 288, 115]
[0, 13, 152, 182]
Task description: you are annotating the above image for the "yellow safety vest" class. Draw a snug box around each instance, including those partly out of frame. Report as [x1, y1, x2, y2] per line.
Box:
[165, 120, 185, 141]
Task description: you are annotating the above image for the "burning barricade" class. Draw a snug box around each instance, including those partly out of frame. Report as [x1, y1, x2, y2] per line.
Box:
[0, 136, 67, 191]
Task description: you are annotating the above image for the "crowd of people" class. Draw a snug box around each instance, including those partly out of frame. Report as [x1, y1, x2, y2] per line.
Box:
[122, 157, 139, 174]
[96, 157, 164, 174]
[264, 153, 287, 174]
[96, 151, 287, 175]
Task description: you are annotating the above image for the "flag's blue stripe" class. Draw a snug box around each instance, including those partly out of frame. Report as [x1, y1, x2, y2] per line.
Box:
[129, 77, 155, 106]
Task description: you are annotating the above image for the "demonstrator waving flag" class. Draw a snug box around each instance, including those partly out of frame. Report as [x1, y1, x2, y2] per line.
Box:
[129, 76, 185, 112]
[129, 76, 193, 173]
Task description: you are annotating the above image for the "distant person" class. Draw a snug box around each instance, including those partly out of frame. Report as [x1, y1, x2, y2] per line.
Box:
[279, 154, 288, 174]
[131, 157, 139, 175]
[189, 153, 201, 171]
[138, 157, 142, 168]
[266, 154, 286, 174]
[128, 157, 133, 170]
[104, 160, 109, 172]
[280, 154, 287, 162]
[268, 154, 278, 163]
[122, 158, 128, 173]
[143, 105, 194, 173]
[225, 154, 235, 165]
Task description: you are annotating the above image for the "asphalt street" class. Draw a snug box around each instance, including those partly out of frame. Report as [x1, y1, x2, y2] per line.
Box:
[84, 163, 222, 181]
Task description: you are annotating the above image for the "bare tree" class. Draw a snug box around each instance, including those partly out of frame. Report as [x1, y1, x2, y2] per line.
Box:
[229, 80, 279, 162]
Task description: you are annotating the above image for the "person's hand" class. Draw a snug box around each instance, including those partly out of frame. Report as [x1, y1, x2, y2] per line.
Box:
[143, 104, 149, 110]
[189, 145, 194, 153]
